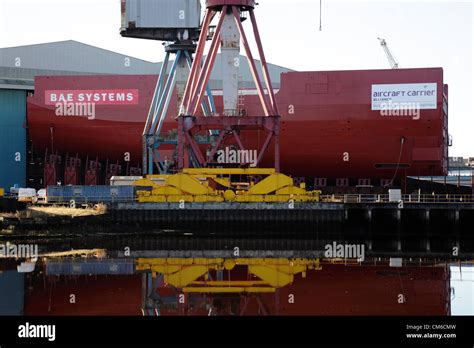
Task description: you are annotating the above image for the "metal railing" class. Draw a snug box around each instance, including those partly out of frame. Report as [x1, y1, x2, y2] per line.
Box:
[40, 194, 474, 206]
[321, 194, 474, 204]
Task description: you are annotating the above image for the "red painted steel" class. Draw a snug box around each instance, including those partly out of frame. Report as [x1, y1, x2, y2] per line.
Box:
[177, 4, 281, 171]
[27, 67, 447, 180]
[233, 7, 272, 116]
[23, 264, 450, 316]
[84, 157, 101, 186]
[181, 9, 214, 112]
[25, 275, 142, 316]
[44, 153, 61, 187]
[180, 115, 279, 168]
[187, 10, 225, 115]
[64, 154, 81, 185]
[249, 10, 279, 115]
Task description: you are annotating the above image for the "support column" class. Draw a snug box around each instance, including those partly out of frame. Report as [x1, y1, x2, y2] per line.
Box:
[221, 10, 241, 115]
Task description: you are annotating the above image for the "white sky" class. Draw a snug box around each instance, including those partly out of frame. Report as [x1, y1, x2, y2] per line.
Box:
[0, 0, 473, 157]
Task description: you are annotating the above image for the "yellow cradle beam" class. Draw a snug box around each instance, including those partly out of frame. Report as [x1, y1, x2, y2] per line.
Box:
[136, 258, 321, 293]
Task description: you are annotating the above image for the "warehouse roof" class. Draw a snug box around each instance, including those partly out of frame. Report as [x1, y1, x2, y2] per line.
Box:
[0, 40, 158, 75]
[0, 40, 292, 90]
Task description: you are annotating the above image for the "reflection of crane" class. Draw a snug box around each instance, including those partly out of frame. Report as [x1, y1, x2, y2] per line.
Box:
[378, 38, 399, 69]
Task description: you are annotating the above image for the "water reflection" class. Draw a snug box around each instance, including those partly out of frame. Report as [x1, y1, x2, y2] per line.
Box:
[1, 252, 469, 316]
[1, 232, 473, 316]
[450, 265, 474, 315]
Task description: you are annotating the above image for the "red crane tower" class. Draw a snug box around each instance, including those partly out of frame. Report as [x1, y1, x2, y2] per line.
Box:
[177, 0, 280, 171]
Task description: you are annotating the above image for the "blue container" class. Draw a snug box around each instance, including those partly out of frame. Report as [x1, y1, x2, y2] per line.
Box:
[73, 185, 135, 203]
[110, 185, 135, 202]
[46, 186, 69, 203]
[46, 259, 135, 275]
[0, 90, 27, 190]
[46, 185, 136, 204]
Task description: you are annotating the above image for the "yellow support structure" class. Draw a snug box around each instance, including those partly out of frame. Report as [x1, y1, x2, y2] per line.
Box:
[247, 173, 293, 195]
[166, 173, 211, 195]
[136, 258, 321, 293]
[248, 265, 307, 287]
[191, 280, 268, 286]
[134, 169, 321, 203]
[165, 266, 210, 288]
[133, 178, 163, 187]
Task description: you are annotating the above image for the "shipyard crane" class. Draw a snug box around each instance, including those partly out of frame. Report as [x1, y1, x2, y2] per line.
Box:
[120, 0, 217, 175]
[378, 38, 399, 69]
[177, 0, 280, 171]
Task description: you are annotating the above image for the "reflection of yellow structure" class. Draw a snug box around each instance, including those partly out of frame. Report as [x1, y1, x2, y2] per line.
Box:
[136, 258, 322, 293]
[134, 168, 321, 203]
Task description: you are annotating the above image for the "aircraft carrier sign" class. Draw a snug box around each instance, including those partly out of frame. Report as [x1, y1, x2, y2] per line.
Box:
[371, 83, 437, 110]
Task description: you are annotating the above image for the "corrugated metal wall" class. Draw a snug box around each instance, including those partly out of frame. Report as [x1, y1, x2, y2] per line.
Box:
[125, 0, 201, 29]
[46, 259, 135, 275]
[0, 271, 25, 315]
[0, 89, 27, 190]
[46, 185, 136, 203]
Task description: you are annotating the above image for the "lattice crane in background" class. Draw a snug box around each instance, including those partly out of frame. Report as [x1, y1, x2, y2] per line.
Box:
[378, 37, 399, 69]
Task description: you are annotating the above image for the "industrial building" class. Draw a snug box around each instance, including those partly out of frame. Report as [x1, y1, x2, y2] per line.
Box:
[0, 40, 291, 191]
[0, 40, 157, 190]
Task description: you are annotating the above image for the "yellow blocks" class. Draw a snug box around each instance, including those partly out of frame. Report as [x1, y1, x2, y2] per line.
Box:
[133, 169, 321, 203]
[136, 258, 321, 293]
[135, 173, 224, 203]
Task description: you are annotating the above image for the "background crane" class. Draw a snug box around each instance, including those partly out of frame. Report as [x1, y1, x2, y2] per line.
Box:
[378, 37, 399, 69]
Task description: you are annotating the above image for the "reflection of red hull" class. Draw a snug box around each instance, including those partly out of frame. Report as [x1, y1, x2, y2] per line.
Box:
[27, 68, 448, 180]
[24, 264, 450, 316]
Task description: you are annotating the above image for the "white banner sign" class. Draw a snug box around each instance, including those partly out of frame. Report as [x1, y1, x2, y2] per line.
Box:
[371, 83, 437, 110]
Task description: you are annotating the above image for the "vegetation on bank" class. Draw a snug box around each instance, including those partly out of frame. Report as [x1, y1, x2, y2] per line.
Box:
[0, 203, 107, 219]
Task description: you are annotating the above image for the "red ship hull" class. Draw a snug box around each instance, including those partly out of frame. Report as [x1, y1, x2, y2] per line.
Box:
[27, 68, 448, 181]
[24, 264, 450, 316]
